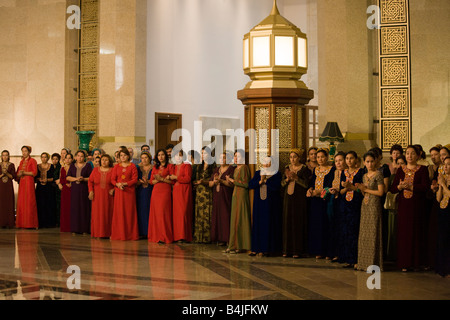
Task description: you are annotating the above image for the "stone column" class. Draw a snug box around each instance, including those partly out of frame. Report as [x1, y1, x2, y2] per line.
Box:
[317, 0, 376, 155]
[97, 0, 147, 157]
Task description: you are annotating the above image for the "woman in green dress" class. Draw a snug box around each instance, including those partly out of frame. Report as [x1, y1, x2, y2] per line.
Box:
[224, 150, 251, 254]
[193, 147, 215, 243]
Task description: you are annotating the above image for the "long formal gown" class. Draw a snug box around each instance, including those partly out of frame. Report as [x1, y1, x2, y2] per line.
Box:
[136, 165, 153, 237]
[0, 162, 16, 228]
[308, 166, 336, 257]
[52, 162, 62, 227]
[210, 165, 235, 244]
[228, 165, 251, 252]
[250, 170, 282, 255]
[173, 163, 193, 242]
[35, 164, 56, 228]
[193, 164, 214, 243]
[59, 166, 72, 232]
[148, 164, 174, 243]
[436, 180, 450, 277]
[338, 168, 364, 265]
[89, 167, 114, 238]
[328, 169, 343, 259]
[111, 163, 139, 241]
[281, 165, 312, 257]
[357, 171, 384, 271]
[68, 163, 93, 234]
[390, 165, 430, 270]
[16, 157, 38, 229]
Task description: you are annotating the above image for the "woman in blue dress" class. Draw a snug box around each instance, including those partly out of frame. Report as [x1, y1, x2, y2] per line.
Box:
[338, 151, 364, 268]
[136, 151, 153, 238]
[249, 156, 282, 257]
[307, 148, 336, 259]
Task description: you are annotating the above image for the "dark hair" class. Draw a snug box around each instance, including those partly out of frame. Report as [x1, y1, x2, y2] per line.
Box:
[444, 156, 450, 162]
[429, 145, 442, 153]
[316, 148, 329, 157]
[21, 146, 32, 153]
[308, 147, 318, 154]
[396, 155, 407, 164]
[390, 144, 404, 155]
[140, 151, 152, 161]
[1, 150, 10, 162]
[363, 151, 377, 161]
[441, 146, 450, 155]
[345, 151, 358, 159]
[51, 153, 61, 161]
[165, 144, 175, 150]
[118, 147, 131, 161]
[75, 150, 87, 160]
[414, 144, 426, 159]
[369, 147, 382, 158]
[154, 149, 169, 168]
[141, 145, 150, 151]
[65, 153, 74, 160]
[41, 152, 50, 159]
[334, 151, 346, 161]
[405, 145, 420, 156]
[100, 154, 114, 168]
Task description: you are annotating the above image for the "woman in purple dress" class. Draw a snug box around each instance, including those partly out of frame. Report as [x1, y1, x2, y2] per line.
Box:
[67, 150, 93, 235]
[210, 152, 235, 246]
[390, 145, 430, 272]
[0, 150, 16, 228]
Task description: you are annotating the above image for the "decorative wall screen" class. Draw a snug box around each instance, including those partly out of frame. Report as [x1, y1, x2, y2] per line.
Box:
[378, 0, 412, 151]
[78, 0, 99, 149]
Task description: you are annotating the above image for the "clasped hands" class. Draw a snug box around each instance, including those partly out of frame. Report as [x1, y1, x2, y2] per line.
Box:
[397, 179, 412, 191]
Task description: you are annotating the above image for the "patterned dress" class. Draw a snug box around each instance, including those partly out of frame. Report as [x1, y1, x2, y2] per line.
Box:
[357, 171, 384, 271]
[193, 164, 214, 243]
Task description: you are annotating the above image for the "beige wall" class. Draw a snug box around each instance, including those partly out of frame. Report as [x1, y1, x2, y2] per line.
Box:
[0, 0, 67, 157]
[317, 0, 376, 156]
[97, 0, 147, 156]
[410, 0, 450, 151]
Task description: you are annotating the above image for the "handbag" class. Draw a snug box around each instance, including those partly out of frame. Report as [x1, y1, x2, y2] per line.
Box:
[384, 191, 398, 210]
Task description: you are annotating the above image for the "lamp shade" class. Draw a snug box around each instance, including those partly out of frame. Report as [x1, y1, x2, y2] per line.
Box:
[319, 122, 344, 143]
[242, 0, 308, 90]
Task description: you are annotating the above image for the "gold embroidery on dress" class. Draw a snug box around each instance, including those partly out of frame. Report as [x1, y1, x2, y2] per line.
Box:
[402, 165, 420, 199]
[1, 162, 10, 183]
[38, 164, 50, 185]
[345, 169, 358, 202]
[314, 166, 332, 192]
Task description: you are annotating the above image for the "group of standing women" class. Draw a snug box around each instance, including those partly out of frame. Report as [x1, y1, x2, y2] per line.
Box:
[1, 142, 449, 278]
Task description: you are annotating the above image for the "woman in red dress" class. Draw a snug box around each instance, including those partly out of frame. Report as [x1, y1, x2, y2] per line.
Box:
[0, 150, 16, 228]
[57, 153, 73, 232]
[148, 149, 174, 244]
[391, 145, 430, 272]
[170, 150, 193, 243]
[111, 148, 139, 241]
[16, 146, 38, 229]
[89, 154, 115, 239]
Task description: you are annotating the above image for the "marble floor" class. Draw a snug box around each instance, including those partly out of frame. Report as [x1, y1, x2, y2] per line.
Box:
[0, 228, 449, 301]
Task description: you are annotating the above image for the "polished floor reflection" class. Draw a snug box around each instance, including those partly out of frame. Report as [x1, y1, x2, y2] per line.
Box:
[0, 228, 449, 300]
